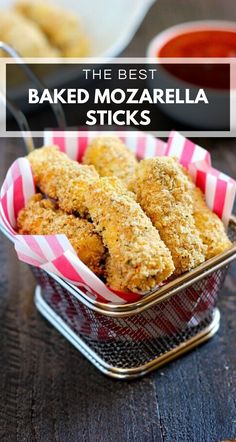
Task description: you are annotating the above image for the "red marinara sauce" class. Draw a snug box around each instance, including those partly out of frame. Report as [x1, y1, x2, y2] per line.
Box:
[158, 29, 235, 89]
[159, 29, 236, 58]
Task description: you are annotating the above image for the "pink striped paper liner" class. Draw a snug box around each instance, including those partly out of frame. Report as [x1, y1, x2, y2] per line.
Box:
[0, 158, 141, 304]
[44, 129, 235, 225]
[0, 130, 235, 305]
[166, 130, 211, 167]
[44, 129, 168, 163]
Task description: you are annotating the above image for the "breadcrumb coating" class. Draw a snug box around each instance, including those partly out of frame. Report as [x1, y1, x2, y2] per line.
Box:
[132, 157, 206, 275]
[193, 187, 231, 259]
[0, 10, 59, 58]
[180, 167, 232, 259]
[82, 136, 138, 186]
[17, 194, 105, 275]
[85, 177, 174, 293]
[28, 146, 99, 217]
[15, 0, 90, 57]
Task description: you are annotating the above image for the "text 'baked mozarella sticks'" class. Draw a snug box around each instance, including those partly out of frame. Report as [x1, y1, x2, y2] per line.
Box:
[85, 177, 174, 293]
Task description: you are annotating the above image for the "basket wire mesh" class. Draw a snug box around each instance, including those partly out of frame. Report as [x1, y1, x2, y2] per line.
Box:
[33, 267, 225, 342]
[31, 218, 236, 378]
[32, 254, 230, 378]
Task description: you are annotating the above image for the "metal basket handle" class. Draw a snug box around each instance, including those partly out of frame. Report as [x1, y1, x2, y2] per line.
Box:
[0, 41, 67, 152]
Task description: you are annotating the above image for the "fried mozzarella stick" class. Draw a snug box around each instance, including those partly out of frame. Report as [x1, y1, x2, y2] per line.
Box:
[16, 0, 90, 57]
[28, 146, 99, 217]
[0, 10, 59, 58]
[132, 157, 206, 275]
[82, 136, 138, 186]
[85, 177, 174, 293]
[180, 168, 232, 259]
[193, 187, 231, 259]
[17, 194, 105, 275]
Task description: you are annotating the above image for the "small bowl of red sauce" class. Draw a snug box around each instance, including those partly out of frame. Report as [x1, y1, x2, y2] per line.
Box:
[146, 21, 236, 129]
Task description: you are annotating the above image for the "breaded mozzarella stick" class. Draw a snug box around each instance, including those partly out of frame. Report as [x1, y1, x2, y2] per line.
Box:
[17, 194, 105, 275]
[28, 146, 99, 217]
[16, 0, 90, 57]
[181, 167, 232, 259]
[193, 187, 231, 259]
[85, 177, 174, 293]
[0, 10, 59, 58]
[132, 157, 206, 275]
[82, 136, 138, 186]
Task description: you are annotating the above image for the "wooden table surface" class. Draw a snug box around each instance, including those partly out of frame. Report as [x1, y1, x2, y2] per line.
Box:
[1, 1, 236, 441]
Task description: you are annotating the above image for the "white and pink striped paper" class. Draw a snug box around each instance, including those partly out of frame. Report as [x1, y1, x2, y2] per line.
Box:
[0, 130, 235, 304]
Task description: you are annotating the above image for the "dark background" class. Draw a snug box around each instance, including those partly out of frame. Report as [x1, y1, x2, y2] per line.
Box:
[0, 1, 236, 441]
